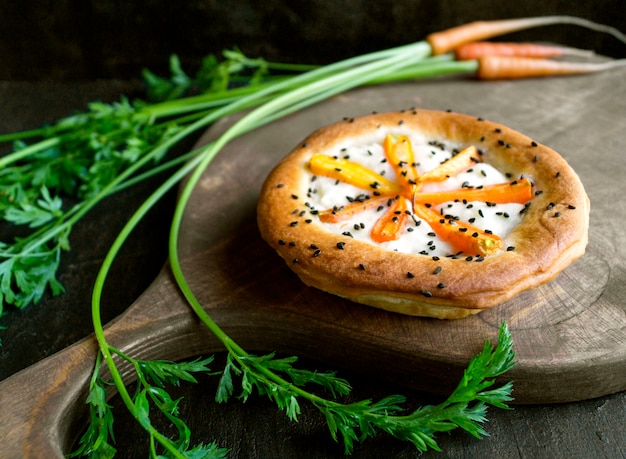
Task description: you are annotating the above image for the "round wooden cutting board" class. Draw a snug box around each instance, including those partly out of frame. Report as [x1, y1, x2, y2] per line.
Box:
[178, 78, 625, 405]
[1, 73, 624, 457]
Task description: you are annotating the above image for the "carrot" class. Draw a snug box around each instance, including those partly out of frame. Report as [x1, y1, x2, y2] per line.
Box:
[426, 15, 626, 56]
[383, 134, 420, 192]
[414, 178, 533, 206]
[318, 195, 390, 223]
[476, 55, 626, 80]
[454, 42, 568, 61]
[412, 203, 504, 256]
[419, 145, 481, 183]
[309, 154, 401, 194]
[370, 197, 409, 243]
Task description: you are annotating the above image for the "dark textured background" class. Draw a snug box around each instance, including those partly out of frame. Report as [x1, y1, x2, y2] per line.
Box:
[0, 0, 624, 81]
[1, 2, 625, 458]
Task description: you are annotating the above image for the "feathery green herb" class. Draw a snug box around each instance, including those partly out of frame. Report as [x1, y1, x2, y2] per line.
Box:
[0, 49, 316, 318]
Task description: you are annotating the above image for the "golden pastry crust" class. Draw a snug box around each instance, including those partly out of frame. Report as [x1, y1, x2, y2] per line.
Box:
[257, 109, 589, 319]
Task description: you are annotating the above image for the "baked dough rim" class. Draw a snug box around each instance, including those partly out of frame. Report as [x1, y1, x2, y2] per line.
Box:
[256, 109, 590, 319]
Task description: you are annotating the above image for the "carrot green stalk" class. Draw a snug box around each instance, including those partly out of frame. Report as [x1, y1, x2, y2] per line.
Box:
[412, 204, 504, 256]
[370, 197, 409, 243]
[309, 154, 401, 194]
[318, 195, 390, 223]
[476, 55, 626, 79]
[454, 42, 570, 61]
[383, 134, 420, 193]
[419, 145, 481, 183]
[414, 178, 534, 206]
[426, 15, 626, 55]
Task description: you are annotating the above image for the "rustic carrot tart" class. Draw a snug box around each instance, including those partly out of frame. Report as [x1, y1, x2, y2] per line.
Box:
[257, 110, 589, 319]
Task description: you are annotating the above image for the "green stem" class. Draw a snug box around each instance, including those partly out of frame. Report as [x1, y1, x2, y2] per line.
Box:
[166, 39, 432, 386]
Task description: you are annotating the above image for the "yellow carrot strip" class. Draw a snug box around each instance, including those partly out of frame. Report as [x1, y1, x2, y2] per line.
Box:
[309, 154, 401, 194]
[383, 134, 420, 193]
[419, 145, 480, 183]
[414, 178, 533, 205]
[371, 197, 408, 243]
[413, 203, 504, 256]
[318, 195, 390, 223]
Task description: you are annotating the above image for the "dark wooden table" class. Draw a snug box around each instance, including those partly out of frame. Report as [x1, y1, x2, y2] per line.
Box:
[0, 71, 625, 459]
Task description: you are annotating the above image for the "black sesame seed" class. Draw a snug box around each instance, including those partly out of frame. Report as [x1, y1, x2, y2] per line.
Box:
[507, 246, 516, 251]
[554, 212, 561, 217]
[290, 221, 298, 227]
[531, 141, 538, 147]
[421, 290, 433, 298]
[342, 231, 353, 238]
[336, 242, 346, 250]
[291, 194, 298, 199]
[278, 239, 286, 245]
[466, 256, 474, 261]
[568, 204, 576, 209]
[433, 266, 442, 275]
[310, 244, 318, 249]
[437, 282, 446, 289]
[556, 171, 561, 178]
[359, 263, 366, 270]
[407, 272, 415, 278]
[277, 183, 285, 188]
[313, 249, 322, 257]
[289, 241, 297, 247]
[292, 258, 299, 263]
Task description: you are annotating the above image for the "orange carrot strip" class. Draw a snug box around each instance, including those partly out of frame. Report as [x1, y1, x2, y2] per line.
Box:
[370, 197, 408, 243]
[477, 55, 626, 80]
[413, 204, 504, 256]
[309, 154, 401, 194]
[383, 134, 420, 192]
[318, 195, 390, 223]
[414, 178, 533, 205]
[454, 42, 566, 61]
[419, 145, 480, 183]
[426, 16, 626, 56]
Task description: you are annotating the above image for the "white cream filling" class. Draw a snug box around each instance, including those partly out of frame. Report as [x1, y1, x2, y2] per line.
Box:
[304, 133, 526, 256]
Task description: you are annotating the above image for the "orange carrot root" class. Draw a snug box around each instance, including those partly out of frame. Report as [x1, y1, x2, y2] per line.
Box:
[419, 145, 481, 183]
[476, 55, 626, 80]
[454, 42, 567, 61]
[427, 15, 626, 56]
